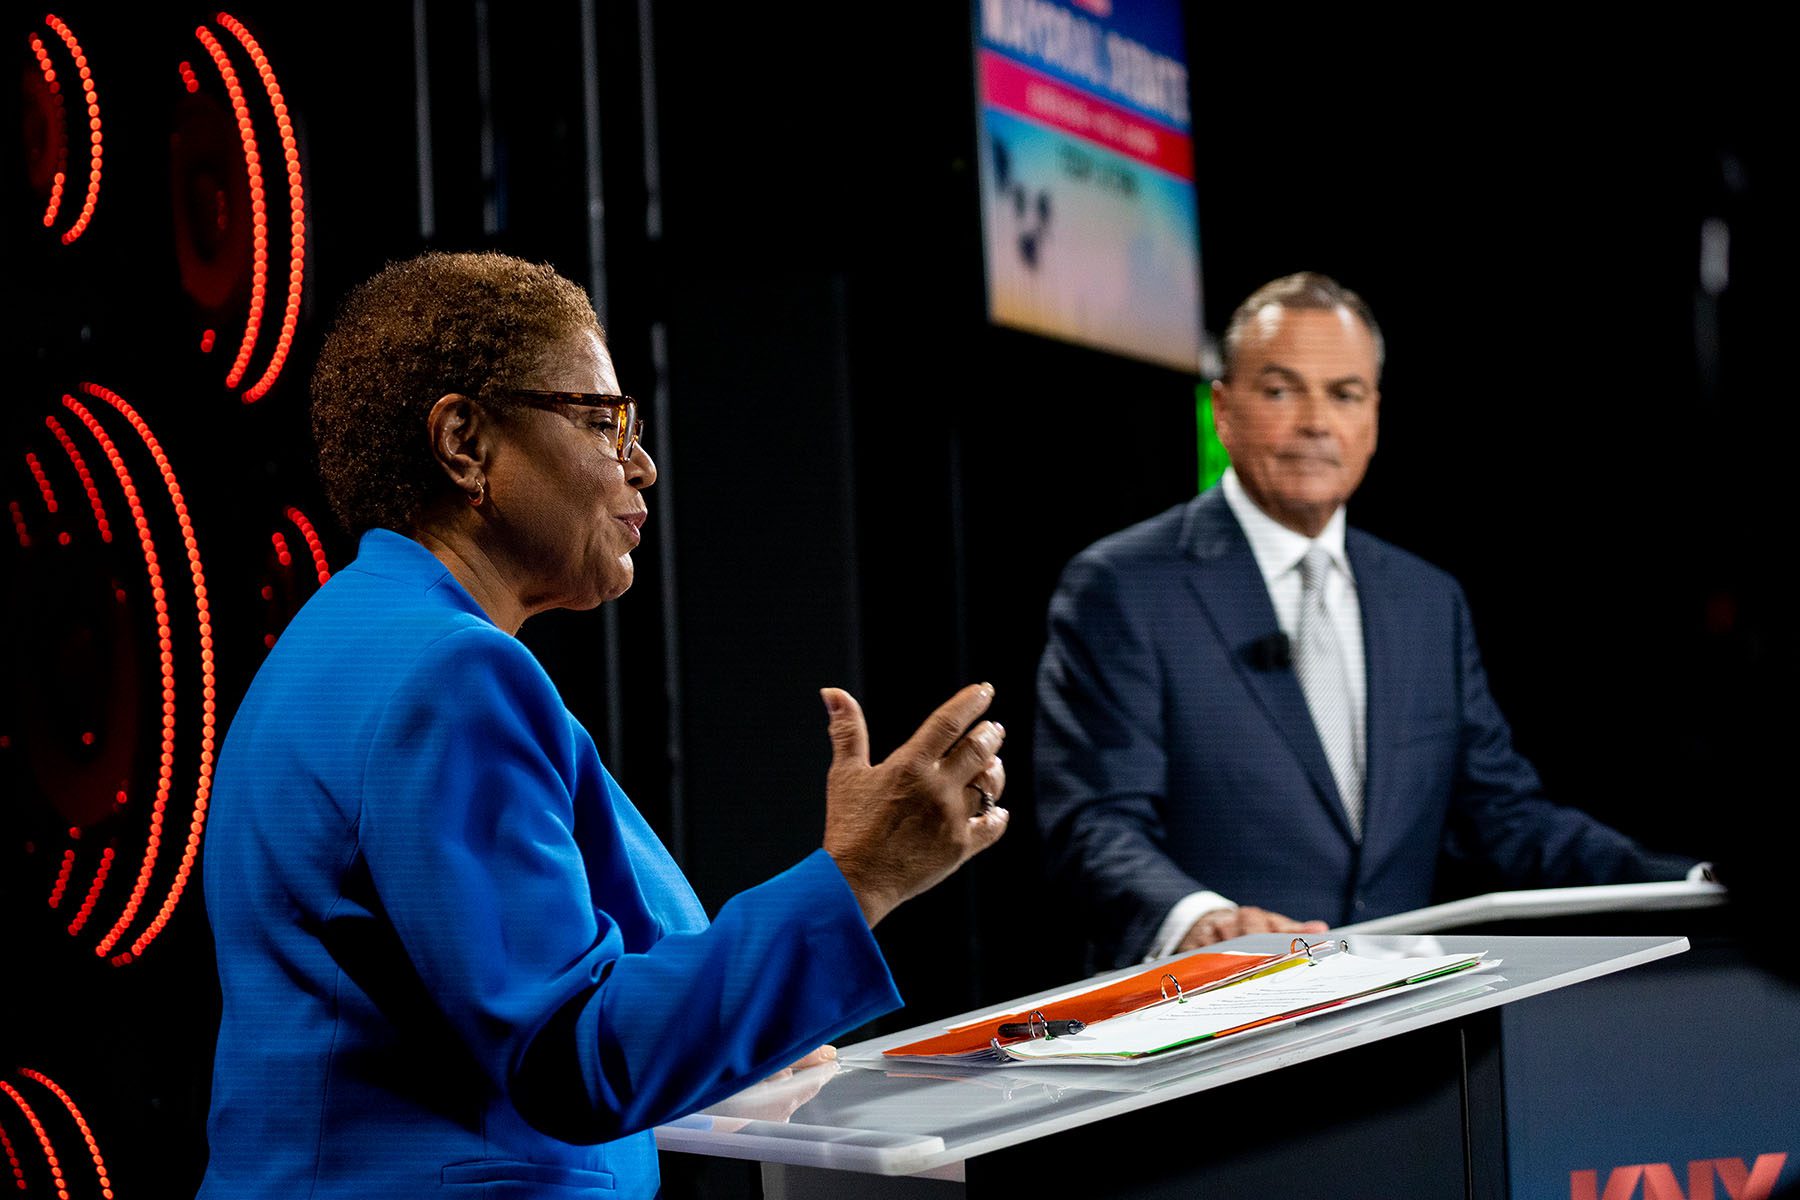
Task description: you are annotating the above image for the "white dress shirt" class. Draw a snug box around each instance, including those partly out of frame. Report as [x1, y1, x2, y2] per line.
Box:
[1145, 473, 1709, 958]
[1146, 469, 1367, 959]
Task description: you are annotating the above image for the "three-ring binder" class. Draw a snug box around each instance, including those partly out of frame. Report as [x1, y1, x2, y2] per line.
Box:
[1292, 936, 1349, 961]
[889, 936, 1495, 1066]
[990, 1010, 1088, 1051]
[888, 936, 1374, 1063]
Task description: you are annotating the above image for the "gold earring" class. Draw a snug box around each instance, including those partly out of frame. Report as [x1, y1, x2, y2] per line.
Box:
[469, 479, 486, 507]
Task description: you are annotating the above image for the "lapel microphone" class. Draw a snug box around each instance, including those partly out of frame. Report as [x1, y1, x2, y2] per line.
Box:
[1243, 632, 1292, 671]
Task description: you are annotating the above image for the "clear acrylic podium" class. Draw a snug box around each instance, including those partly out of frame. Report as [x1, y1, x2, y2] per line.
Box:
[656, 934, 1688, 1199]
[1339, 881, 1798, 1199]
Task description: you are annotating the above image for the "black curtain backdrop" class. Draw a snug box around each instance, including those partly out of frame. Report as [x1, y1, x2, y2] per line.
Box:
[2, 5, 1791, 1197]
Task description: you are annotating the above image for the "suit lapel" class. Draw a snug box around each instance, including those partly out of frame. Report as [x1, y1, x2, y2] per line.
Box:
[1347, 532, 1397, 863]
[1179, 491, 1356, 844]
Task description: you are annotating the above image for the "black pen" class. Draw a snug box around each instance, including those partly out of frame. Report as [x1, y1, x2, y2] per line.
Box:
[996, 1019, 1085, 1040]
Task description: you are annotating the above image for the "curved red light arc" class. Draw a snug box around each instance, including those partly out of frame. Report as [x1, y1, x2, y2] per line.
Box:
[66, 844, 116, 936]
[193, 26, 267, 393]
[23, 452, 59, 515]
[60, 395, 177, 960]
[47, 845, 76, 908]
[218, 12, 306, 403]
[27, 33, 66, 230]
[43, 14, 101, 245]
[83, 382, 218, 963]
[7, 500, 31, 548]
[43, 415, 113, 543]
[0, 1111, 26, 1190]
[0, 1082, 66, 1200]
[16, 1072, 114, 1200]
[283, 505, 332, 585]
[217, 12, 305, 403]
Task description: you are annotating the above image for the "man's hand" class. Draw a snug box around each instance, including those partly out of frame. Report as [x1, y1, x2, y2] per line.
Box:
[821, 683, 1010, 928]
[1177, 906, 1328, 951]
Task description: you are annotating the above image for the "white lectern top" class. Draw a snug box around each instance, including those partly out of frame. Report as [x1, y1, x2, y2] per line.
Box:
[654, 933, 1687, 1179]
[1333, 879, 1726, 935]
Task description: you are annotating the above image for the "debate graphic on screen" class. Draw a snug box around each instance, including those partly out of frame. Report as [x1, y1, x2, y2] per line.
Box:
[989, 135, 1052, 270]
[975, 0, 1202, 372]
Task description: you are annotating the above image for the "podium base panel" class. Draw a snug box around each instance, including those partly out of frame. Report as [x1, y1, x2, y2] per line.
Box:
[765, 1013, 1503, 1200]
[764, 1162, 962, 1198]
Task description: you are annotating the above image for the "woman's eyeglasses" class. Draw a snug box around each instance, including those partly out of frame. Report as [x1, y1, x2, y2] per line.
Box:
[497, 390, 645, 463]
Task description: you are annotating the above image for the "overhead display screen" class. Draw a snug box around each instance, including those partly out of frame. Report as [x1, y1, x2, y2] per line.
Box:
[975, 0, 1202, 372]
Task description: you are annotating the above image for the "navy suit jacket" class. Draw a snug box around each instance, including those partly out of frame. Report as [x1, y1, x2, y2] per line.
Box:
[1036, 488, 1693, 969]
[200, 530, 899, 1199]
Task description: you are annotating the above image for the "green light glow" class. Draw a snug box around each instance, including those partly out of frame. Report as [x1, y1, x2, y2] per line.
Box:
[1196, 382, 1230, 492]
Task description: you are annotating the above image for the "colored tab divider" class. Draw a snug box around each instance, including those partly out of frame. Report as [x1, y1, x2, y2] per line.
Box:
[980, 49, 1194, 181]
[885, 948, 1280, 1058]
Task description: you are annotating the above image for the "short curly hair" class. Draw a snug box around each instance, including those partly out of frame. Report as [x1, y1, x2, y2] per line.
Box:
[311, 251, 601, 535]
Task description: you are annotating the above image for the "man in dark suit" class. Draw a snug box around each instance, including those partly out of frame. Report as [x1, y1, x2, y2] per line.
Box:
[1036, 272, 1697, 969]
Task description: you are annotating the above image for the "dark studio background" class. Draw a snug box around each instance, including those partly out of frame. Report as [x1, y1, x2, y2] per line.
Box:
[1, 4, 1791, 1197]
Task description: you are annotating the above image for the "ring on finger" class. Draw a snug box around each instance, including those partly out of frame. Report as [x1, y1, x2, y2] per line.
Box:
[968, 783, 995, 812]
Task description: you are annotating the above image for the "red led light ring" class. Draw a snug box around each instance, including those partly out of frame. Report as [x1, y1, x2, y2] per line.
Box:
[194, 25, 267, 391]
[16, 1072, 114, 1200]
[0, 1113, 24, 1191]
[7, 501, 30, 548]
[27, 32, 66, 230]
[23, 452, 59, 514]
[43, 415, 112, 543]
[218, 12, 306, 403]
[60, 394, 177, 959]
[284, 505, 331, 584]
[43, 14, 101, 246]
[0, 1083, 66, 1200]
[270, 529, 291, 566]
[66, 845, 115, 936]
[178, 59, 200, 94]
[83, 381, 217, 962]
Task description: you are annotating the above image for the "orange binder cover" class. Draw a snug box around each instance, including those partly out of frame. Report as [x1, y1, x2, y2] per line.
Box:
[884, 950, 1283, 1059]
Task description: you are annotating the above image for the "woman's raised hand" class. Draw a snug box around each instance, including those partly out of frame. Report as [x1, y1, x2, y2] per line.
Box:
[820, 684, 1010, 927]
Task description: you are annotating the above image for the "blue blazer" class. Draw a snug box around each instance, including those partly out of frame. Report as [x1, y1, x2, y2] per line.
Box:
[200, 530, 899, 1199]
[1036, 489, 1693, 968]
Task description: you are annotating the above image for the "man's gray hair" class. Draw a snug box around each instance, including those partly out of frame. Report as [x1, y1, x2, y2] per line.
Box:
[1221, 272, 1385, 379]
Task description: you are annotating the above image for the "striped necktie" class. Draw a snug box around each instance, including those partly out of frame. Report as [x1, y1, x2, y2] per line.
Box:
[1295, 546, 1364, 840]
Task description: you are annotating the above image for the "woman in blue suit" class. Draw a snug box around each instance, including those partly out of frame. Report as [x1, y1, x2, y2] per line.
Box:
[198, 252, 1010, 1198]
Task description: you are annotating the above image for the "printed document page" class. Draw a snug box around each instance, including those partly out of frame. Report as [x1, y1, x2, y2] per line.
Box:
[1003, 951, 1488, 1062]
